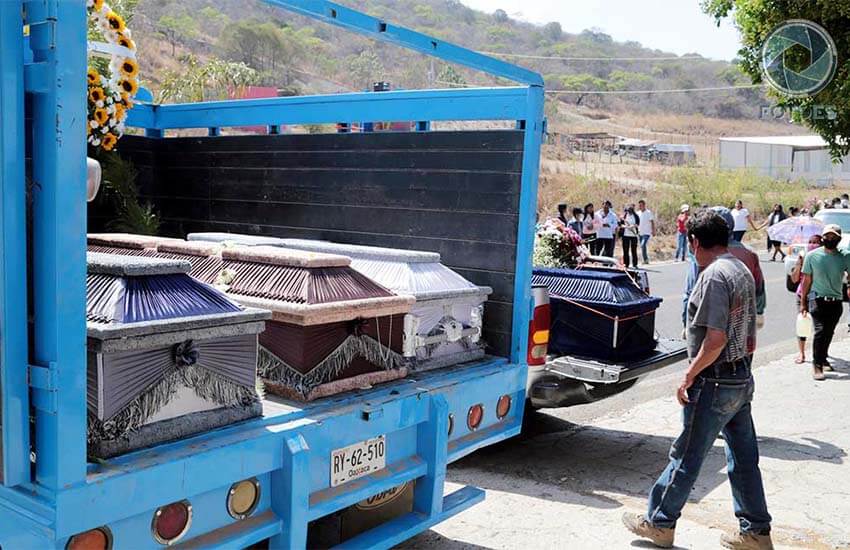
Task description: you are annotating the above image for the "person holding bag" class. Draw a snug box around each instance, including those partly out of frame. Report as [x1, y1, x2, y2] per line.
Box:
[621, 204, 641, 268]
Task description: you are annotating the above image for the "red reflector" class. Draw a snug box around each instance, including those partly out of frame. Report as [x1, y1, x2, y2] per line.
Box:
[496, 395, 512, 419]
[467, 404, 484, 431]
[527, 303, 551, 366]
[152, 501, 192, 545]
[66, 528, 111, 550]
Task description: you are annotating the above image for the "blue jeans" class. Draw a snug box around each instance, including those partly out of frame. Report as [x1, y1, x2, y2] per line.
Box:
[675, 232, 688, 260]
[639, 234, 651, 263]
[647, 366, 771, 534]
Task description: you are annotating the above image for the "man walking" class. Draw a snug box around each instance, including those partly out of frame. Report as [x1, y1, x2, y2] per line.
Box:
[624, 211, 772, 549]
[637, 199, 655, 264]
[800, 224, 850, 380]
[595, 200, 618, 257]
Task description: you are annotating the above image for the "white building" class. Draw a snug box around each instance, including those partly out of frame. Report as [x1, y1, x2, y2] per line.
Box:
[719, 135, 850, 186]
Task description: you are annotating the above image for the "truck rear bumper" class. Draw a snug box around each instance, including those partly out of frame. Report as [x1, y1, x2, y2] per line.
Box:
[528, 339, 686, 409]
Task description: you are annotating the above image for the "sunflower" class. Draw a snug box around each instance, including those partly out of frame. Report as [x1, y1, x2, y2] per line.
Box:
[106, 11, 125, 33]
[117, 35, 135, 51]
[119, 58, 139, 78]
[87, 68, 100, 85]
[101, 133, 118, 151]
[119, 78, 138, 95]
[88, 86, 104, 104]
[92, 0, 104, 10]
[113, 103, 126, 121]
[121, 94, 134, 108]
[93, 108, 109, 125]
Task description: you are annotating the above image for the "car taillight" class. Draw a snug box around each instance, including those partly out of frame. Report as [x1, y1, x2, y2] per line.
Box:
[496, 395, 512, 419]
[227, 478, 261, 520]
[151, 500, 192, 545]
[467, 404, 484, 431]
[528, 285, 551, 366]
[66, 527, 112, 550]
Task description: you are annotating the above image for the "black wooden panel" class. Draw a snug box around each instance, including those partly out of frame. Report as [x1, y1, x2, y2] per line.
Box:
[113, 131, 524, 358]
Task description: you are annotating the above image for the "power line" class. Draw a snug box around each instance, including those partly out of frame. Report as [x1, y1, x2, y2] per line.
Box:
[478, 51, 712, 62]
[435, 80, 764, 94]
[546, 84, 763, 94]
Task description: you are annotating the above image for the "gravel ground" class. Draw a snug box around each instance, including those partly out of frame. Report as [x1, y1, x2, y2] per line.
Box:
[401, 338, 850, 549]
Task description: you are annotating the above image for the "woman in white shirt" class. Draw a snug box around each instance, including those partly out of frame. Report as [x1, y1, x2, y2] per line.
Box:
[731, 200, 758, 242]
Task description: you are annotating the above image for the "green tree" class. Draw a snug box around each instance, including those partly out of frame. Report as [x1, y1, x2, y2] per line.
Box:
[158, 54, 259, 103]
[198, 6, 230, 33]
[703, 0, 850, 158]
[543, 21, 562, 41]
[437, 64, 466, 87]
[493, 9, 508, 23]
[347, 50, 384, 90]
[157, 14, 198, 56]
[220, 20, 286, 74]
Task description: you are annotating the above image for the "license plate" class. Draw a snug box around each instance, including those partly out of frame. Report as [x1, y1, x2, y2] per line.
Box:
[330, 435, 386, 487]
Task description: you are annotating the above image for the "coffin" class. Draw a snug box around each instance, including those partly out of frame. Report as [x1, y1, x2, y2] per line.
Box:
[86, 253, 270, 458]
[531, 267, 662, 361]
[213, 246, 415, 401]
[188, 233, 491, 370]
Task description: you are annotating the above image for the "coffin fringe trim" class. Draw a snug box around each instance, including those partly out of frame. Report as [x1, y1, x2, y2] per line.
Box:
[88, 364, 259, 443]
[258, 335, 405, 398]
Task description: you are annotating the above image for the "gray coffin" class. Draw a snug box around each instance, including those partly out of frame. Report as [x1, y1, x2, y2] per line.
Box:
[86, 253, 270, 458]
[188, 233, 492, 370]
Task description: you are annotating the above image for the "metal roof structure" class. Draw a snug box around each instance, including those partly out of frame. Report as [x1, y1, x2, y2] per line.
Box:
[719, 135, 827, 150]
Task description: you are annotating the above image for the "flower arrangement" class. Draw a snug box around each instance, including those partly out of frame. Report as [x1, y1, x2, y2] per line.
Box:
[532, 217, 590, 268]
[87, 0, 138, 152]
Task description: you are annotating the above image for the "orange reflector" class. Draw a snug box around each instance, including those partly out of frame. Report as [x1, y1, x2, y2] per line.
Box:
[227, 479, 261, 520]
[496, 395, 512, 419]
[152, 501, 192, 545]
[467, 404, 484, 431]
[66, 528, 111, 550]
[532, 329, 549, 345]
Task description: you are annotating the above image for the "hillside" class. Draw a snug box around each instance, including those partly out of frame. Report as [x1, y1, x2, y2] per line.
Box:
[126, 0, 774, 122]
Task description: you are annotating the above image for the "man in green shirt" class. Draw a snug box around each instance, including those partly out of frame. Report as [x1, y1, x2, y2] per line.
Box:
[800, 224, 850, 380]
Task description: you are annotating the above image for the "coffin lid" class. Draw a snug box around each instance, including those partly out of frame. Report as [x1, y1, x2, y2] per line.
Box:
[87, 252, 191, 276]
[222, 245, 350, 268]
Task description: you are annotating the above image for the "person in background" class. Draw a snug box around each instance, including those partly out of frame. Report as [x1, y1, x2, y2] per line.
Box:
[582, 203, 599, 254]
[567, 207, 584, 236]
[625, 210, 772, 550]
[790, 235, 822, 364]
[557, 203, 569, 225]
[799, 224, 850, 381]
[675, 205, 690, 261]
[789, 206, 800, 218]
[833, 197, 843, 208]
[637, 199, 655, 264]
[731, 200, 757, 242]
[621, 204, 641, 268]
[842, 194, 849, 208]
[682, 207, 766, 335]
[595, 200, 618, 258]
[761, 204, 787, 261]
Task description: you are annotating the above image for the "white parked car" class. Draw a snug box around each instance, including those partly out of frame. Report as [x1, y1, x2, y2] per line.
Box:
[784, 210, 850, 290]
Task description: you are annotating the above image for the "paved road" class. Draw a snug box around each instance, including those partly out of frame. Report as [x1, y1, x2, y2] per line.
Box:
[401, 249, 850, 549]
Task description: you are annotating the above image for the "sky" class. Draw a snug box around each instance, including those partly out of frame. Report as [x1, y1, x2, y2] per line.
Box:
[459, 0, 742, 61]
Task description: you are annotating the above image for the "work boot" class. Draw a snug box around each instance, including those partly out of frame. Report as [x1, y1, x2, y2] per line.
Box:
[622, 512, 674, 548]
[720, 530, 774, 549]
[813, 365, 826, 380]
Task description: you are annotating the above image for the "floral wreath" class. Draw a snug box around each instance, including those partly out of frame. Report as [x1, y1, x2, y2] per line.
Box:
[86, 0, 139, 152]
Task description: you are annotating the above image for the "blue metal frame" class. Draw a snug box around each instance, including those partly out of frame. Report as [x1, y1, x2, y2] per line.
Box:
[0, 0, 30, 488]
[0, 0, 544, 547]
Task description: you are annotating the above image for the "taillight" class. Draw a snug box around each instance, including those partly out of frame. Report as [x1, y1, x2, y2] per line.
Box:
[467, 404, 484, 431]
[528, 285, 551, 366]
[496, 395, 512, 419]
[66, 527, 112, 550]
[151, 500, 192, 545]
[227, 478, 261, 520]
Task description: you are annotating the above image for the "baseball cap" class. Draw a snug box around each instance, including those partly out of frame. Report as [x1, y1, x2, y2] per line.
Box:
[822, 224, 842, 238]
[680, 204, 690, 212]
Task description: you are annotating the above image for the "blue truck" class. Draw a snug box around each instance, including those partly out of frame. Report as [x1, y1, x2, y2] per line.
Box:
[0, 1, 548, 547]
